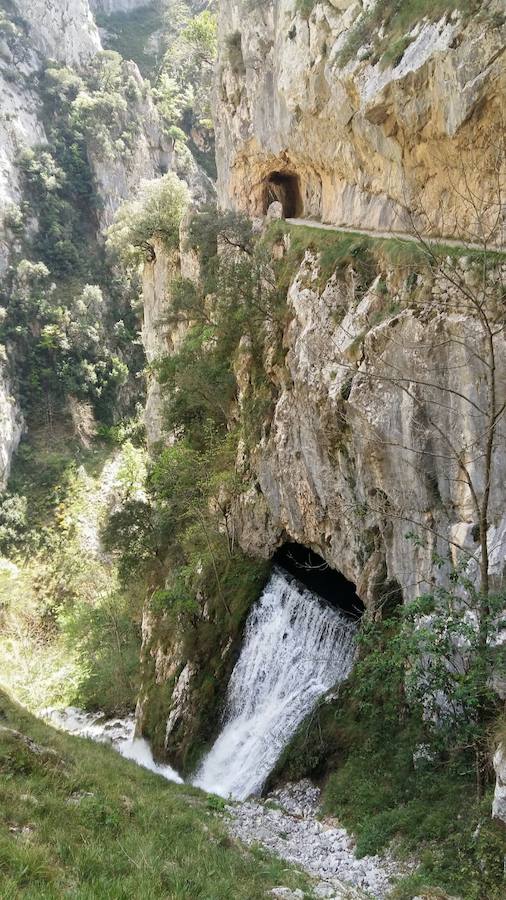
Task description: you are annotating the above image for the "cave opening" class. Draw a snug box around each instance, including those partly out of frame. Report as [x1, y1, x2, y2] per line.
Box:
[273, 542, 364, 619]
[263, 171, 303, 218]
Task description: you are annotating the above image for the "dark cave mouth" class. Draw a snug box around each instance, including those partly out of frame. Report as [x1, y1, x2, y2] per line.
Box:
[263, 171, 303, 218]
[273, 543, 365, 620]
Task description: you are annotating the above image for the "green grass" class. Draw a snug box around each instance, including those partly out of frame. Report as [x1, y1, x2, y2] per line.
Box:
[267, 221, 506, 285]
[269, 687, 506, 900]
[263, 220, 433, 301]
[0, 688, 310, 899]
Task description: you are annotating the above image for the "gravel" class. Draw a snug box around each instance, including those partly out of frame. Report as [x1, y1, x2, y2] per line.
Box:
[226, 780, 405, 899]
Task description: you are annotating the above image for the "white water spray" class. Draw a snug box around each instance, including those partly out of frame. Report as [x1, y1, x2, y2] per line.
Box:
[42, 707, 182, 784]
[193, 567, 357, 800]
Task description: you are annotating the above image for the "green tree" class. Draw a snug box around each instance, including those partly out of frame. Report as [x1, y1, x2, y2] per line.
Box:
[106, 172, 190, 267]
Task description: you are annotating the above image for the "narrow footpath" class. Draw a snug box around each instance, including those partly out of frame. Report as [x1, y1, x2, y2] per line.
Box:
[286, 218, 505, 253]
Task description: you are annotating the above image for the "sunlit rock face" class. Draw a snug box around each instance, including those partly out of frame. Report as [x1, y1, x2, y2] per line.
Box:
[493, 743, 506, 825]
[12, 0, 101, 65]
[0, 1, 101, 273]
[0, 352, 23, 489]
[215, 0, 505, 238]
[233, 251, 506, 609]
[136, 242, 506, 767]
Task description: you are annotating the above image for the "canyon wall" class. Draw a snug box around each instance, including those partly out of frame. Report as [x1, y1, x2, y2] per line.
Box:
[215, 0, 505, 238]
[233, 245, 506, 607]
[136, 229, 506, 769]
[0, 0, 101, 477]
[0, 0, 98, 272]
[90, 0, 152, 14]
[0, 0, 170, 477]
[0, 351, 23, 488]
[134, 1, 506, 772]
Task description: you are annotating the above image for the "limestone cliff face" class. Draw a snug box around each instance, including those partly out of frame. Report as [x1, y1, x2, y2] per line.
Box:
[136, 233, 506, 767]
[0, 0, 100, 477]
[215, 0, 505, 237]
[0, 0, 171, 477]
[493, 742, 506, 824]
[233, 247, 506, 607]
[0, 0, 100, 273]
[90, 0, 151, 14]
[0, 0, 170, 241]
[141, 239, 182, 446]
[0, 350, 23, 489]
[11, 0, 101, 66]
[141, 198, 212, 446]
[86, 60, 173, 233]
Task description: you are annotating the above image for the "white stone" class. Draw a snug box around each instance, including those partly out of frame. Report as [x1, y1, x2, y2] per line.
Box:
[0, 350, 23, 488]
[270, 890, 304, 900]
[314, 883, 337, 898]
[266, 200, 284, 221]
[493, 744, 506, 824]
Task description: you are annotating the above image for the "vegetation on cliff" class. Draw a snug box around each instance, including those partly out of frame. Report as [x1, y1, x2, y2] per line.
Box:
[0, 4, 504, 899]
[0, 0, 215, 723]
[296, 0, 502, 70]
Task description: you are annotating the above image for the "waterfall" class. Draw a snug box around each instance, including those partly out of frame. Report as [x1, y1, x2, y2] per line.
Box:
[193, 567, 357, 801]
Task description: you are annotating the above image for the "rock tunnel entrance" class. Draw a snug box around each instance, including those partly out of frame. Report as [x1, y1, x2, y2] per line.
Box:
[273, 542, 364, 620]
[263, 171, 303, 218]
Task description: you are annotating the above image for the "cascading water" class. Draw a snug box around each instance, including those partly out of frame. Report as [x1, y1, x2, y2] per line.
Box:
[193, 566, 357, 800]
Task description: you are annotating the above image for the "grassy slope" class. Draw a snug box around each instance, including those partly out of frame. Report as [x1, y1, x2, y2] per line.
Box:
[0, 689, 309, 899]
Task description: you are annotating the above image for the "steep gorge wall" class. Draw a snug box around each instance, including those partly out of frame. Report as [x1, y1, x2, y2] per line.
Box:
[215, 0, 505, 238]
[0, 0, 172, 478]
[233, 243, 506, 606]
[90, 0, 152, 13]
[136, 229, 506, 769]
[134, 1, 506, 771]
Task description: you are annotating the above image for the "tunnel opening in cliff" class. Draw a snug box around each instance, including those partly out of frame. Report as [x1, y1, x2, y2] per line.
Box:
[273, 543, 364, 619]
[263, 172, 303, 218]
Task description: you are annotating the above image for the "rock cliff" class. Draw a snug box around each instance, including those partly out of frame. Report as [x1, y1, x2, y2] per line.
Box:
[0, 349, 23, 488]
[0, 0, 172, 477]
[0, 0, 101, 476]
[215, 0, 505, 239]
[493, 742, 506, 824]
[0, 1, 93, 270]
[11, 0, 101, 65]
[90, 0, 152, 14]
[136, 223, 506, 768]
[134, 2, 506, 775]
[233, 243, 506, 606]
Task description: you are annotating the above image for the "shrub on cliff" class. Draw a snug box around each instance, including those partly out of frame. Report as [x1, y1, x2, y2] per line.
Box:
[106, 172, 190, 268]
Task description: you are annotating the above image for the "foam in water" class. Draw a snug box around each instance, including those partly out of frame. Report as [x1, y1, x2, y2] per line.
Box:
[193, 567, 357, 800]
[42, 707, 182, 784]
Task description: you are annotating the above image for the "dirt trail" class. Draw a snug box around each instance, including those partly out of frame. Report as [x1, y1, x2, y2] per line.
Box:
[286, 218, 505, 253]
